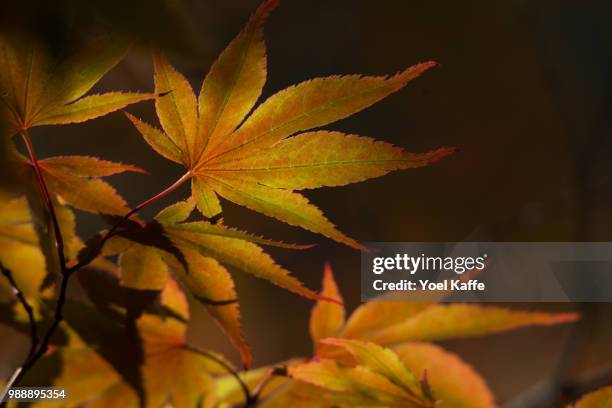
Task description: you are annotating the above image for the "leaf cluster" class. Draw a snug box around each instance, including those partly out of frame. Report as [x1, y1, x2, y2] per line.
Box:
[0, 1, 591, 408]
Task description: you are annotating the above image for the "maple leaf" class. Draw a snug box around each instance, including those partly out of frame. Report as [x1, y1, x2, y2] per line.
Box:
[92, 198, 326, 367]
[0, 192, 81, 297]
[0, 194, 47, 298]
[288, 356, 431, 407]
[343, 302, 580, 346]
[310, 263, 345, 345]
[37, 156, 146, 216]
[127, 0, 455, 249]
[268, 264, 580, 408]
[20, 273, 225, 408]
[9, 150, 146, 216]
[319, 338, 426, 401]
[309, 264, 579, 348]
[0, 32, 155, 134]
[394, 342, 496, 408]
[357, 269, 575, 343]
[288, 339, 496, 408]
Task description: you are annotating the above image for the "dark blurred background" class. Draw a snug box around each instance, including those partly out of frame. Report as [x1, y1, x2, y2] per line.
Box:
[1, 0, 612, 406]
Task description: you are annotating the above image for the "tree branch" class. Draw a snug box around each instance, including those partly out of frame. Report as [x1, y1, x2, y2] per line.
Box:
[3, 269, 71, 393]
[1, 136, 191, 403]
[0, 263, 38, 359]
[20, 131, 66, 269]
[68, 171, 192, 272]
[0, 132, 72, 405]
[248, 366, 288, 407]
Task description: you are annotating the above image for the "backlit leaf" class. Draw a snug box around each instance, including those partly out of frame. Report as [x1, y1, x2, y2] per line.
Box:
[164, 219, 313, 250]
[394, 342, 496, 408]
[0, 32, 154, 133]
[310, 263, 345, 344]
[288, 359, 360, 394]
[0, 194, 46, 297]
[198, 0, 277, 157]
[179, 247, 251, 368]
[192, 176, 222, 219]
[312, 264, 578, 347]
[154, 197, 195, 224]
[33, 155, 144, 216]
[41, 166, 131, 216]
[124, 112, 183, 164]
[119, 245, 168, 291]
[36, 36, 130, 110]
[34, 92, 156, 126]
[209, 63, 437, 160]
[39, 156, 145, 177]
[155, 202, 319, 300]
[127, 0, 453, 249]
[288, 359, 426, 408]
[95, 201, 321, 365]
[153, 52, 198, 162]
[342, 300, 433, 340]
[24, 275, 216, 408]
[208, 131, 456, 190]
[209, 364, 292, 408]
[319, 338, 422, 398]
[355, 304, 579, 345]
[205, 176, 360, 248]
[0, 33, 50, 131]
[166, 222, 319, 300]
[28, 347, 120, 408]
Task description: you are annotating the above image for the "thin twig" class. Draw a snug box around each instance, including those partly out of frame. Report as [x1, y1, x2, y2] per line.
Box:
[5, 131, 71, 391]
[184, 344, 254, 406]
[4, 270, 71, 391]
[0, 368, 22, 404]
[1, 139, 190, 402]
[68, 171, 192, 272]
[0, 263, 38, 358]
[0, 131, 68, 407]
[248, 366, 288, 407]
[20, 131, 66, 269]
[1, 132, 70, 403]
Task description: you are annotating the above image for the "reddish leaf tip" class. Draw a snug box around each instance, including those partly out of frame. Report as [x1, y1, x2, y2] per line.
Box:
[421, 146, 459, 165]
[439, 146, 460, 156]
[291, 242, 318, 250]
[396, 60, 438, 83]
[126, 165, 148, 175]
[317, 337, 344, 347]
[258, 0, 280, 14]
[556, 312, 581, 323]
[122, 110, 136, 119]
[316, 294, 344, 307]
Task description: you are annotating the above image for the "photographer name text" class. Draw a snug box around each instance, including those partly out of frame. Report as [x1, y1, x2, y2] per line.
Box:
[373, 278, 485, 291]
